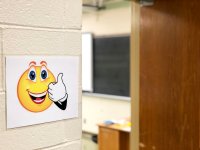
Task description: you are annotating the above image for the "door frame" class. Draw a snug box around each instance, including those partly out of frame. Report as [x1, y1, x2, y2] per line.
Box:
[130, 1, 140, 150]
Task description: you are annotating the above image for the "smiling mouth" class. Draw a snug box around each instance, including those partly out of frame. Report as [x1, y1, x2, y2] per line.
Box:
[28, 91, 47, 104]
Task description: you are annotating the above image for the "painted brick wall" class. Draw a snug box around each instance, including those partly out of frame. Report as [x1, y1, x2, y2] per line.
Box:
[0, 0, 82, 149]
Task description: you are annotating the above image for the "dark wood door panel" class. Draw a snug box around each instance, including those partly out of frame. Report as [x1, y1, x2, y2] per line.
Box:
[140, 0, 200, 149]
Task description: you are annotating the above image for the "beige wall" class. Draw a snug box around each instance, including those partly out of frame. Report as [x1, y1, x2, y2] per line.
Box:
[82, 95, 130, 134]
[82, 6, 131, 36]
[0, 1, 82, 150]
[82, 5, 131, 134]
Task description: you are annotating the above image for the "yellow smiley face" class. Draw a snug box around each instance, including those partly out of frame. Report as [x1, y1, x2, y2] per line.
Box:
[17, 61, 56, 112]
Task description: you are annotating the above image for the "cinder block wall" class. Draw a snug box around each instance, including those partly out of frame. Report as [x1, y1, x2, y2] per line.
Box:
[0, 1, 82, 150]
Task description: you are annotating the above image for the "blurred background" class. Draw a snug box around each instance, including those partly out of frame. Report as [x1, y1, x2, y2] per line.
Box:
[81, 0, 131, 149]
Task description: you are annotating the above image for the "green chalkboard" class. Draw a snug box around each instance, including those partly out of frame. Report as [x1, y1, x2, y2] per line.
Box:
[93, 35, 130, 97]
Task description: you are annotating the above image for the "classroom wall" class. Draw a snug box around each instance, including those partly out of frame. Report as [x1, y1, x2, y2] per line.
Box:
[82, 5, 131, 36]
[82, 95, 130, 134]
[82, 4, 131, 134]
[0, 1, 82, 150]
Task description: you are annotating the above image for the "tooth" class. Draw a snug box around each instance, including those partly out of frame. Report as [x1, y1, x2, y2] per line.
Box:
[29, 91, 47, 98]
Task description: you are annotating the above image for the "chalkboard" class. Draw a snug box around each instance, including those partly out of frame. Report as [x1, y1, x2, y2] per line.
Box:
[93, 35, 130, 97]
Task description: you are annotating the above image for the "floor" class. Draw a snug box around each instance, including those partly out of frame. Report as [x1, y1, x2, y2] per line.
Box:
[82, 132, 98, 150]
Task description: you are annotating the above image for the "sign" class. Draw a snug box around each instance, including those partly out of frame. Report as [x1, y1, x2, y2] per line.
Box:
[6, 56, 79, 128]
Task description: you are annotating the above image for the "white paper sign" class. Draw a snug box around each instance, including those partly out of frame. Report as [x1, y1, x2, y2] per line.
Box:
[6, 56, 79, 128]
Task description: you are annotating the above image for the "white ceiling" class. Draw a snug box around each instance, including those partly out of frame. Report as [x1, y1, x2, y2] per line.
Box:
[83, 0, 130, 11]
[83, 0, 126, 7]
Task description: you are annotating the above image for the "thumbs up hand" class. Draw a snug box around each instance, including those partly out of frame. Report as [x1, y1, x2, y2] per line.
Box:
[48, 73, 67, 102]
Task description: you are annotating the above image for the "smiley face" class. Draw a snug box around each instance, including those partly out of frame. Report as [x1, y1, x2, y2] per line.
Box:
[17, 61, 56, 112]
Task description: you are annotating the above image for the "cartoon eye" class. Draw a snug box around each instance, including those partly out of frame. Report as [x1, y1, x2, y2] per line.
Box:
[40, 66, 48, 81]
[28, 67, 36, 82]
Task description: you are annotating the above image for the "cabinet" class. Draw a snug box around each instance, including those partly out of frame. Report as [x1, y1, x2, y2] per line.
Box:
[98, 124, 130, 150]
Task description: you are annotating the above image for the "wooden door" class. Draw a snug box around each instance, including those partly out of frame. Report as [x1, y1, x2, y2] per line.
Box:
[139, 0, 200, 149]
